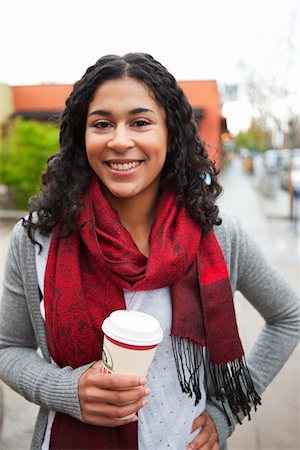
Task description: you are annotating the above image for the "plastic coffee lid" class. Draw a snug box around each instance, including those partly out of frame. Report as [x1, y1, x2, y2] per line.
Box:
[102, 310, 163, 346]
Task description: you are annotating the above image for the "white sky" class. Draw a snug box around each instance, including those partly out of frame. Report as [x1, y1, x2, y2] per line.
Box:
[0, 0, 299, 132]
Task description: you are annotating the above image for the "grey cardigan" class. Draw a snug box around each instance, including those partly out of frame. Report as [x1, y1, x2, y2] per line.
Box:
[0, 209, 299, 449]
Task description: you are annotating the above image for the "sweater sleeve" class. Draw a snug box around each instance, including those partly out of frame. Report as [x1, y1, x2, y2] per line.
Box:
[206, 210, 300, 447]
[0, 222, 90, 421]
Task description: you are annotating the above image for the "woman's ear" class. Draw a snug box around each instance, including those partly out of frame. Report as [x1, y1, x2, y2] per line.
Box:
[200, 173, 212, 185]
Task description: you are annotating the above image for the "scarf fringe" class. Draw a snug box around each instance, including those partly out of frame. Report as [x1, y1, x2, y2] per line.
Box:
[171, 336, 261, 425]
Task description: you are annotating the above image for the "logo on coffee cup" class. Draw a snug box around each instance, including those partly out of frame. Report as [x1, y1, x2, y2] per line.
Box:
[102, 341, 113, 372]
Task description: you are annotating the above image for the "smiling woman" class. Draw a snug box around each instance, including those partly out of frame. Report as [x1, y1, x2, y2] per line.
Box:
[85, 77, 168, 223]
[0, 53, 299, 450]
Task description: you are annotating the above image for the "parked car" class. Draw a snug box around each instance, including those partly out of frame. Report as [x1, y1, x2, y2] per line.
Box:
[258, 149, 281, 197]
[264, 149, 280, 174]
[278, 148, 292, 169]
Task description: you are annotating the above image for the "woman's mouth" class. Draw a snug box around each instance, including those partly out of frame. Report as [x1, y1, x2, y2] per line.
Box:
[105, 160, 144, 174]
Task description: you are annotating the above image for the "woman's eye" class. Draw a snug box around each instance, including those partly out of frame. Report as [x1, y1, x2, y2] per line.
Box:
[94, 121, 112, 129]
[132, 119, 151, 127]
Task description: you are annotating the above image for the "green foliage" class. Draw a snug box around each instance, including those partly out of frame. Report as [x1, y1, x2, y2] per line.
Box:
[235, 120, 272, 152]
[0, 118, 59, 209]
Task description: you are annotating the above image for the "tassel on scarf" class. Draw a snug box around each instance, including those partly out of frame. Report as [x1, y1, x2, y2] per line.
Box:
[171, 336, 203, 403]
[171, 336, 261, 425]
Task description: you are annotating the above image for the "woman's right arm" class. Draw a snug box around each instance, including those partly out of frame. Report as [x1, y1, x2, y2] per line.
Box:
[0, 223, 147, 424]
[0, 223, 89, 420]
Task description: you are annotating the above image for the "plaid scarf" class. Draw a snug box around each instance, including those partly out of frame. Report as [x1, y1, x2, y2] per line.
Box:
[44, 175, 260, 449]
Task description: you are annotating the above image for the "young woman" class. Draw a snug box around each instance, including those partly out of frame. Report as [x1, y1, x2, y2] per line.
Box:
[0, 53, 299, 450]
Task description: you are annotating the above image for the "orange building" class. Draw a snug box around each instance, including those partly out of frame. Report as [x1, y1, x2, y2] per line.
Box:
[178, 81, 223, 166]
[12, 84, 73, 121]
[10, 81, 224, 166]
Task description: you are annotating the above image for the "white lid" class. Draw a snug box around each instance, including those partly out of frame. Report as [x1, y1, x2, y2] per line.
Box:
[102, 310, 163, 346]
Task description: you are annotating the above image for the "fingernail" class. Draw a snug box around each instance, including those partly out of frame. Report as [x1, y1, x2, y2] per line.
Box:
[145, 388, 150, 395]
[131, 415, 138, 422]
[142, 399, 148, 406]
[140, 377, 147, 385]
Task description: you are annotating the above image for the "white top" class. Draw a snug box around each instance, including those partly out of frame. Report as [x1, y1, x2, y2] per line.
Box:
[35, 233, 206, 450]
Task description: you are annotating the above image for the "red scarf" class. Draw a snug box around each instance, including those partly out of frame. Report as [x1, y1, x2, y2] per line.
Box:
[44, 175, 260, 449]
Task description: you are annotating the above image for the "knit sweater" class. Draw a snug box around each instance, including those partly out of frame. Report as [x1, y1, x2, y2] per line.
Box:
[0, 209, 299, 449]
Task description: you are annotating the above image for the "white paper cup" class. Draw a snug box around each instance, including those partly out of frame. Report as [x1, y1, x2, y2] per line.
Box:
[101, 310, 163, 377]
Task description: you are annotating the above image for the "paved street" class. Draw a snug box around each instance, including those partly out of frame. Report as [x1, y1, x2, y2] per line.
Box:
[0, 157, 299, 449]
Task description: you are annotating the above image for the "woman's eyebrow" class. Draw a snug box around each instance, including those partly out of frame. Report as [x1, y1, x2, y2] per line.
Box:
[88, 107, 156, 118]
[128, 107, 156, 115]
[88, 109, 112, 118]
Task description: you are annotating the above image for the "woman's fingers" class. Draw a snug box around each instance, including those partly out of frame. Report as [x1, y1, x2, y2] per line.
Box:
[98, 372, 147, 390]
[187, 428, 219, 450]
[190, 413, 206, 433]
[81, 412, 139, 428]
[84, 362, 147, 389]
[83, 395, 147, 424]
[84, 383, 149, 405]
[80, 370, 148, 406]
[186, 411, 219, 450]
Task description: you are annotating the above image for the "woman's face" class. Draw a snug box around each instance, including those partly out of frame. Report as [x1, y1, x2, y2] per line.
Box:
[85, 77, 168, 204]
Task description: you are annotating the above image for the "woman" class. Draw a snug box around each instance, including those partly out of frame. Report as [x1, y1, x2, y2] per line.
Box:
[0, 53, 299, 450]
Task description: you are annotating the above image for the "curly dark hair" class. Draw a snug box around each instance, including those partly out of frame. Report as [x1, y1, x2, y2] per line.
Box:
[25, 53, 222, 241]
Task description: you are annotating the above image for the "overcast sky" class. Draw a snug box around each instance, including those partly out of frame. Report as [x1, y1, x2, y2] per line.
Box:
[0, 0, 299, 132]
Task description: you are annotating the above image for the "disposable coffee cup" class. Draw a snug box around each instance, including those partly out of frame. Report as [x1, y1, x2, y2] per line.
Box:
[101, 310, 163, 377]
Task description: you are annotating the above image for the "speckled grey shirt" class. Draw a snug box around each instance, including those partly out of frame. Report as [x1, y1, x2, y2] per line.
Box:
[0, 209, 300, 449]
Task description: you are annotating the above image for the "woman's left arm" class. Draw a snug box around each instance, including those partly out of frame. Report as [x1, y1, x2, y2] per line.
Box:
[233, 217, 300, 395]
[187, 212, 300, 450]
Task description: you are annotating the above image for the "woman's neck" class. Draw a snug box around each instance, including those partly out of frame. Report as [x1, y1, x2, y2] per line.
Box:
[103, 187, 160, 257]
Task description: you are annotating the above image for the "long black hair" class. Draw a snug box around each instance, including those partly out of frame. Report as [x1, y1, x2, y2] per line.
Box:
[25, 53, 222, 240]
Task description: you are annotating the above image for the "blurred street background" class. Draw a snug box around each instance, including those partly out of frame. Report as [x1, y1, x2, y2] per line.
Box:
[0, 156, 299, 449]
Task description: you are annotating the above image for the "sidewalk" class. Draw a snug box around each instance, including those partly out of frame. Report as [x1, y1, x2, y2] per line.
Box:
[0, 158, 299, 449]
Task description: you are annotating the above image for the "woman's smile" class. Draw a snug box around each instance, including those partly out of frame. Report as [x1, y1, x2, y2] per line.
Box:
[104, 159, 144, 174]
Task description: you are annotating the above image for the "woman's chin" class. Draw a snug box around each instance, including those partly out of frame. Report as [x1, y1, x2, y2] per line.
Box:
[104, 187, 139, 201]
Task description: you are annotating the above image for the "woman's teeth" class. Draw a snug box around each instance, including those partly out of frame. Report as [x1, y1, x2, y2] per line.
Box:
[108, 161, 141, 171]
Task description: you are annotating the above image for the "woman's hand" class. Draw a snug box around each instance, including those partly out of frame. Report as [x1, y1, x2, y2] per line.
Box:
[186, 410, 219, 450]
[78, 360, 149, 427]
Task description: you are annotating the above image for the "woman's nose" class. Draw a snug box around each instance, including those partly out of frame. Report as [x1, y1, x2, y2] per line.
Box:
[107, 125, 134, 151]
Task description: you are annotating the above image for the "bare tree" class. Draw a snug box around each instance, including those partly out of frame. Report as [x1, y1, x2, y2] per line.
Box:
[238, 4, 300, 148]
